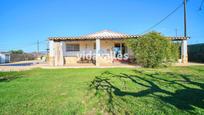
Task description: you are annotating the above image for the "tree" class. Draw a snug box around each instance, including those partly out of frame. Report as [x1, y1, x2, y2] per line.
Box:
[126, 32, 179, 68]
[9, 50, 24, 54]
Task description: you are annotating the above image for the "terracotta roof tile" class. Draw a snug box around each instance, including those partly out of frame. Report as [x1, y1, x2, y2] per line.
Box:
[49, 30, 189, 41]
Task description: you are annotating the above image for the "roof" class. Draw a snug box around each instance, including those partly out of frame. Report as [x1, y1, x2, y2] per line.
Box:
[49, 30, 189, 41]
[49, 30, 139, 41]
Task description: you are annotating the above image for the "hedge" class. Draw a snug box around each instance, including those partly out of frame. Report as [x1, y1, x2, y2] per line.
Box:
[126, 32, 179, 68]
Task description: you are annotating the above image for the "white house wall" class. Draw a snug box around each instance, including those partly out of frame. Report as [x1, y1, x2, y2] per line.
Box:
[0, 54, 5, 64]
[49, 40, 54, 57]
[62, 40, 122, 56]
[0, 54, 10, 64]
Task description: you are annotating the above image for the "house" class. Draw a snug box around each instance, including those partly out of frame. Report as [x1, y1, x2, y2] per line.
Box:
[48, 30, 188, 66]
[0, 52, 10, 64]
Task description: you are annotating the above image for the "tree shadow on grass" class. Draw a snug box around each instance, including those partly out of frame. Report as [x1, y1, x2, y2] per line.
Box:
[188, 66, 204, 73]
[138, 70, 204, 110]
[0, 76, 21, 82]
[0, 72, 23, 82]
[89, 70, 204, 114]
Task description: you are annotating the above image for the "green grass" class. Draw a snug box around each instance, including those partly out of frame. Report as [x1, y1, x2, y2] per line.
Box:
[0, 66, 204, 115]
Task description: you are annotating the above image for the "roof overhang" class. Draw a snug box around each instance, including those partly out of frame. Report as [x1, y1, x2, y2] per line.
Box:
[48, 30, 190, 41]
[49, 35, 140, 41]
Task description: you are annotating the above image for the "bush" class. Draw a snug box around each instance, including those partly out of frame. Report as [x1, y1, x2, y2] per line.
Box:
[127, 32, 179, 68]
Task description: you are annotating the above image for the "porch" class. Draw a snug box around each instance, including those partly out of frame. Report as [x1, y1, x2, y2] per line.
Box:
[48, 30, 189, 66]
[50, 39, 133, 66]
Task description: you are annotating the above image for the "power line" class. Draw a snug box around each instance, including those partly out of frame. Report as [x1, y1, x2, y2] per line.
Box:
[0, 40, 47, 52]
[19, 40, 46, 51]
[0, 40, 46, 49]
[141, 0, 189, 35]
[199, 0, 204, 11]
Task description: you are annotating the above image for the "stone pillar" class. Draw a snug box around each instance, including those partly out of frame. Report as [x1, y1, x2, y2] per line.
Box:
[96, 38, 101, 66]
[181, 40, 188, 64]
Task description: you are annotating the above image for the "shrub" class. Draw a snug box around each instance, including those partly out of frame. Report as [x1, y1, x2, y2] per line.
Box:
[127, 32, 179, 68]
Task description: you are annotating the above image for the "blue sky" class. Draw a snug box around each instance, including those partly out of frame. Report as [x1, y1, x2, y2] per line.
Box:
[0, 0, 204, 52]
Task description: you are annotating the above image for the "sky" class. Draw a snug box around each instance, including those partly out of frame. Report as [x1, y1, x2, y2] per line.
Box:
[0, 0, 204, 52]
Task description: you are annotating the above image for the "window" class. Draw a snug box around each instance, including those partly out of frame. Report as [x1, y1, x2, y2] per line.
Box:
[66, 44, 80, 51]
[114, 43, 127, 55]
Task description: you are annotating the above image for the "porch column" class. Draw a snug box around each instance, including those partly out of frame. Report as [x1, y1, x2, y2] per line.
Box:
[49, 40, 55, 66]
[96, 38, 100, 66]
[54, 42, 59, 66]
[54, 41, 64, 66]
[120, 42, 122, 55]
[59, 42, 65, 66]
[181, 40, 188, 64]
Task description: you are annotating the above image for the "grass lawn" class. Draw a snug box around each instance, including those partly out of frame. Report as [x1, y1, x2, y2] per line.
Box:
[0, 66, 204, 115]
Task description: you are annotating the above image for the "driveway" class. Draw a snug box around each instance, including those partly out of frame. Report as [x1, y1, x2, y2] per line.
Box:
[0, 60, 43, 71]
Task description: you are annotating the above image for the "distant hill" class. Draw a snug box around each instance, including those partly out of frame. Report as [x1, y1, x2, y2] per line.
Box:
[188, 43, 204, 63]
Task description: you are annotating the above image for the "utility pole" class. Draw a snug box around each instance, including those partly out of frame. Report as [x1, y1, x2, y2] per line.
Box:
[37, 40, 39, 58]
[175, 28, 178, 37]
[181, 0, 188, 64]
[184, 0, 187, 37]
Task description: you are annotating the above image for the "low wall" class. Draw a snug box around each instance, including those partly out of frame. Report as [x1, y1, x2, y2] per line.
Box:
[64, 56, 113, 65]
[64, 57, 79, 64]
[10, 54, 35, 62]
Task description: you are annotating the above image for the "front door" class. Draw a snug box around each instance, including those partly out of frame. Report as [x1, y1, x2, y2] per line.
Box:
[114, 43, 127, 56]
